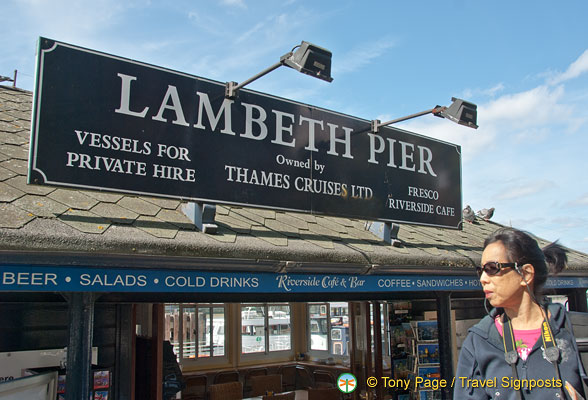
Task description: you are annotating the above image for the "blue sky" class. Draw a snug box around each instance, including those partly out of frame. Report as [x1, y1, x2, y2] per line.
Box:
[2, 0, 588, 254]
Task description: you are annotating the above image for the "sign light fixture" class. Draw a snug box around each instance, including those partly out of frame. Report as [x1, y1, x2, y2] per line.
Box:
[225, 40, 333, 99]
[371, 97, 478, 133]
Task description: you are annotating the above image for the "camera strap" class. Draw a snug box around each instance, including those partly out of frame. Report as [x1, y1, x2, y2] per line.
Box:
[502, 315, 523, 400]
[502, 311, 564, 399]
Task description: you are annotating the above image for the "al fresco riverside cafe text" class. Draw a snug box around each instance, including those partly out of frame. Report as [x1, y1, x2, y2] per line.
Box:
[29, 37, 462, 228]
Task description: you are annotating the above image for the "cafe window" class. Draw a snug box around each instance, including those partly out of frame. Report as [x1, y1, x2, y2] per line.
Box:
[164, 304, 226, 362]
[241, 303, 291, 354]
[308, 302, 349, 356]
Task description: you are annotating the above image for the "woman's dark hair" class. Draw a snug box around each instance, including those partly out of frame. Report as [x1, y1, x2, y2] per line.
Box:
[483, 227, 567, 295]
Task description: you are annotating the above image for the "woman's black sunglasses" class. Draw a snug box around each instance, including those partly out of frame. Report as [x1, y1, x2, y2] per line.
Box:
[476, 262, 520, 278]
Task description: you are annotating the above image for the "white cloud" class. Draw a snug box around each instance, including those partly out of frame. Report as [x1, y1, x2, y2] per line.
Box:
[482, 85, 568, 127]
[188, 10, 316, 81]
[462, 83, 505, 99]
[550, 216, 588, 230]
[400, 114, 496, 162]
[220, 0, 247, 8]
[495, 180, 555, 200]
[12, 0, 132, 40]
[236, 22, 265, 43]
[512, 127, 550, 144]
[399, 82, 580, 162]
[548, 48, 588, 85]
[374, 114, 393, 124]
[187, 12, 227, 37]
[507, 217, 547, 228]
[333, 37, 397, 75]
[567, 194, 588, 207]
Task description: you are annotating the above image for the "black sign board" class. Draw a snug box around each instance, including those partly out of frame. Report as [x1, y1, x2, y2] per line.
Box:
[29, 38, 462, 228]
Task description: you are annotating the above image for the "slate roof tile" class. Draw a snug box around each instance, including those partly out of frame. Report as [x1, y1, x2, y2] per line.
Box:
[292, 213, 318, 224]
[48, 188, 98, 210]
[134, 216, 178, 239]
[4, 110, 31, 121]
[13, 194, 70, 217]
[156, 208, 195, 230]
[117, 196, 160, 216]
[57, 208, 111, 234]
[0, 158, 27, 175]
[6, 176, 54, 196]
[230, 208, 267, 225]
[275, 212, 309, 230]
[0, 165, 16, 181]
[0, 203, 34, 228]
[304, 221, 341, 240]
[250, 225, 288, 246]
[298, 233, 335, 250]
[0, 131, 28, 145]
[247, 208, 277, 220]
[143, 197, 181, 210]
[216, 214, 252, 235]
[264, 218, 300, 238]
[315, 216, 349, 234]
[91, 203, 139, 224]
[227, 208, 263, 227]
[0, 120, 22, 133]
[216, 205, 230, 216]
[0, 181, 25, 202]
[0, 143, 28, 159]
[341, 237, 374, 253]
[344, 224, 382, 242]
[206, 226, 237, 243]
[86, 191, 125, 203]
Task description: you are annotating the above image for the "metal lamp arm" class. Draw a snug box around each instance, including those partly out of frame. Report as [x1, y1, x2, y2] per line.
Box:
[225, 51, 293, 98]
[371, 106, 446, 133]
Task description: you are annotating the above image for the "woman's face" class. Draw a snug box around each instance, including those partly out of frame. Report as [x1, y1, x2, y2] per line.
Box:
[480, 241, 526, 309]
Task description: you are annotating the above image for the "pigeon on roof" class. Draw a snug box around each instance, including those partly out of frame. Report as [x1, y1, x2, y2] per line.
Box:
[462, 205, 475, 223]
[476, 207, 495, 221]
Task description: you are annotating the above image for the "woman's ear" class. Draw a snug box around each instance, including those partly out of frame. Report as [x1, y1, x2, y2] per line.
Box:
[519, 263, 535, 286]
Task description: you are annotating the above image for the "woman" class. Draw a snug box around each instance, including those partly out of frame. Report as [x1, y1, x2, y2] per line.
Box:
[454, 227, 586, 399]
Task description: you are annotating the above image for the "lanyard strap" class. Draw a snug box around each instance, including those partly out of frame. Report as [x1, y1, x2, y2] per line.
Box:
[502, 311, 564, 399]
[502, 317, 523, 400]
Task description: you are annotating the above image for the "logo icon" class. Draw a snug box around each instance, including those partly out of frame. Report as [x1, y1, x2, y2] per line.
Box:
[337, 373, 357, 393]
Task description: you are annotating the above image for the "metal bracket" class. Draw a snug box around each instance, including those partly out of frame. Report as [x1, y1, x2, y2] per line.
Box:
[370, 119, 381, 133]
[225, 81, 239, 99]
[365, 221, 401, 246]
[182, 202, 218, 234]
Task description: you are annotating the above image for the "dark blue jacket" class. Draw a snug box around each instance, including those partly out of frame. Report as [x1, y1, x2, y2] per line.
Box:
[454, 303, 585, 399]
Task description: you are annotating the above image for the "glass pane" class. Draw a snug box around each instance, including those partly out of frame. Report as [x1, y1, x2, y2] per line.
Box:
[213, 307, 225, 356]
[269, 305, 291, 351]
[183, 307, 196, 359]
[242, 305, 265, 353]
[309, 304, 328, 351]
[197, 308, 211, 358]
[329, 302, 349, 356]
[164, 305, 180, 360]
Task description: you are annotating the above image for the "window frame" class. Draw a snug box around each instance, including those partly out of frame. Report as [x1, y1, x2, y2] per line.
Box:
[164, 303, 228, 367]
[240, 302, 292, 358]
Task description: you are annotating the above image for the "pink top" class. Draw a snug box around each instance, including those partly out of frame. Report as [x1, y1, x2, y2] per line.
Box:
[495, 318, 542, 361]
